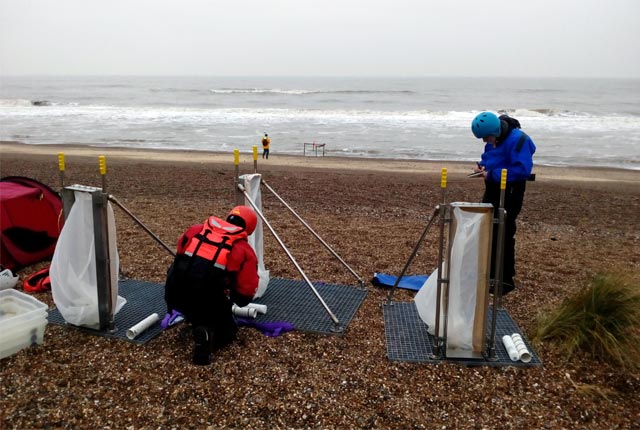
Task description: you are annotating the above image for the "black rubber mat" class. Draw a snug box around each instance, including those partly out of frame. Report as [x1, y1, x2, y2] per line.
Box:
[383, 301, 542, 367]
[252, 278, 367, 335]
[48, 279, 166, 344]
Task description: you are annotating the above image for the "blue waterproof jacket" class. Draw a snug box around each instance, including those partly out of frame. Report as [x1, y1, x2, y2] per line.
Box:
[479, 128, 536, 183]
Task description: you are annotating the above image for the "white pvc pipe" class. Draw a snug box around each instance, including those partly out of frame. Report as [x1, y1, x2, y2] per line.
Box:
[510, 333, 532, 363]
[126, 313, 159, 340]
[501, 335, 519, 361]
[246, 303, 267, 315]
[232, 304, 258, 318]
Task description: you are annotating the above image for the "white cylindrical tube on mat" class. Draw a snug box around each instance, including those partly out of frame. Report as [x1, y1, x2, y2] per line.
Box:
[232, 304, 258, 318]
[126, 313, 159, 340]
[502, 335, 519, 361]
[511, 333, 532, 363]
[246, 303, 267, 315]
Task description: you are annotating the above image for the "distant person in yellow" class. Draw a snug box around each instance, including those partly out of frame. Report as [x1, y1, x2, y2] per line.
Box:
[261, 133, 270, 159]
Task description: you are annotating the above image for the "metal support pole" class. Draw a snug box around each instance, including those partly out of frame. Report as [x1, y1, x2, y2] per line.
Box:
[237, 183, 342, 329]
[486, 169, 508, 360]
[92, 189, 115, 332]
[60, 188, 76, 222]
[234, 149, 242, 206]
[441, 205, 456, 357]
[386, 206, 440, 303]
[108, 195, 176, 257]
[262, 179, 365, 288]
[432, 168, 448, 358]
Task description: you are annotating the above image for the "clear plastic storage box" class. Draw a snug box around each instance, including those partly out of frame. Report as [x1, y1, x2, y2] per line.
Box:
[0, 289, 48, 359]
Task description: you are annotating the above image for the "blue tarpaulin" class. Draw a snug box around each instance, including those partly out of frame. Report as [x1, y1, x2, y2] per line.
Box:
[371, 273, 428, 291]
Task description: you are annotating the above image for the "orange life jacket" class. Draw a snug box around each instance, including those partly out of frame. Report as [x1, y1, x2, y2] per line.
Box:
[183, 216, 248, 270]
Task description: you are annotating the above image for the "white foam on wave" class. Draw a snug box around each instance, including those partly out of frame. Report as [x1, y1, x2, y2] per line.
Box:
[207, 88, 414, 95]
[209, 88, 317, 95]
[3, 101, 638, 129]
[0, 99, 33, 107]
[2, 103, 639, 169]
[3, 104, 639, 138]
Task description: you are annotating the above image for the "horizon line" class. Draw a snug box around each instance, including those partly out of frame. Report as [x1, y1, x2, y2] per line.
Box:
[2, 74, 640, 80]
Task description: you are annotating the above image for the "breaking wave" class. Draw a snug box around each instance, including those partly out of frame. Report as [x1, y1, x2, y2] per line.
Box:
[207, 88, 416, 95]
[0, 99, 56, 107]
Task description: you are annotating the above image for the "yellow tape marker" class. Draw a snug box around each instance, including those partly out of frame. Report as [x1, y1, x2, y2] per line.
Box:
[440, 168, 448, 189]
[99, 155, 107, 175]
[58, 153, 65, 172]
[501, 168, 507, 190]
[234, 149, 240, 165]
[253, 146, 258, 161]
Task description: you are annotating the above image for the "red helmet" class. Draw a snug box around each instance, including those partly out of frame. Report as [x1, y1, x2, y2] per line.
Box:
[226, 205, 258, 235]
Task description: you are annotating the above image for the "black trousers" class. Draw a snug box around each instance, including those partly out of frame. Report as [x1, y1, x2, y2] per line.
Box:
[164, 255, 237, 346]
[482, 180, 527, 284]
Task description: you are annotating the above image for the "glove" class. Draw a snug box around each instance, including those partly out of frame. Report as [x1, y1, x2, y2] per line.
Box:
[161, 309, 184, 330]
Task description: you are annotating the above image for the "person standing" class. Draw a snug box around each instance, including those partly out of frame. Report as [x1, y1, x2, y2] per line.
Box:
[471, 111, 536, 294]
[163, 206, 259, 365]
[261, 133, 270, 159]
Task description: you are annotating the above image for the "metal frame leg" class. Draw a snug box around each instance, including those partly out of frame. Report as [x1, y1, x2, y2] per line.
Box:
[237, 183, 342, 331]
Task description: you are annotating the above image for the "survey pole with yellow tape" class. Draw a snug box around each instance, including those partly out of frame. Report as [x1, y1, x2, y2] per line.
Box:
[99, 155, 107, 194]
[486, 168, 508, 359]
[495, 168, 508, 301]
[253, 146, 258, 173]
[95, 155, 115, 331]
[58, 152, 65, 189]
[433, 167, 449, 357]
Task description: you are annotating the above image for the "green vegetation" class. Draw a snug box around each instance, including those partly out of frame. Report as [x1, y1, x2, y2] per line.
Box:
[533, 272, 640, 370]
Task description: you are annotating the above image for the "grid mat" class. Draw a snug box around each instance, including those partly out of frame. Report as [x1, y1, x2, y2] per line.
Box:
[48, 279, 166, 344]
[383, 301, 541, 367]
[47, 277, 367, 341]
[252, 278, 367, 335]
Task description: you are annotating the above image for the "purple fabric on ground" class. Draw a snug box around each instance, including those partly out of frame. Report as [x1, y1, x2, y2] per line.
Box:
[161, 310, 184, 330]
[236, 318, 295, 337]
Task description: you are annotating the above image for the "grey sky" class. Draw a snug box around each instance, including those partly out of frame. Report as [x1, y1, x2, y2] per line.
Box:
[1, 0, 638, 78]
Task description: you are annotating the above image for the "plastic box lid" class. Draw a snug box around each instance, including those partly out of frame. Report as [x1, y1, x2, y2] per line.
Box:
[0, 289, 48, 329]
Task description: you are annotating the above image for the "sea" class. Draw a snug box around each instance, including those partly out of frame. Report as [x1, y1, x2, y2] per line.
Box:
[1, 76, 639, 170]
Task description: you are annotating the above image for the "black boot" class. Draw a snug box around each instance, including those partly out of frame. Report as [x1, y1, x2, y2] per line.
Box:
[192, 326, 211, 365]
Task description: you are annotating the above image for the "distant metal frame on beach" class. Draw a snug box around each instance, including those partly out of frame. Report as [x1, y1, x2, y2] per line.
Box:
[303, 142, 326, 157]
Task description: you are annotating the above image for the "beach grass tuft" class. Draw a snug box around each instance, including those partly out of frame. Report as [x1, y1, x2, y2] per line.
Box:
[533, 271, 640, 370]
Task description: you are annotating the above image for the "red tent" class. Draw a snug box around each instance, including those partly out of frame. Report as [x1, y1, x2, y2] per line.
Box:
[0, 176, 63, 270]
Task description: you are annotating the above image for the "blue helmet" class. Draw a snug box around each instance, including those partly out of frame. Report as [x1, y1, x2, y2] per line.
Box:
[471, 112, 501, 139]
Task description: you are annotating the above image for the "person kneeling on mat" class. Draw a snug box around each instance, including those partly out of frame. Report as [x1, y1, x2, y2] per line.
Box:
[164, 205, 259, 365]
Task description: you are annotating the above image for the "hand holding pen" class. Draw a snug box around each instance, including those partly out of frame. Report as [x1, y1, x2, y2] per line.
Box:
[468, 162, 486, 178]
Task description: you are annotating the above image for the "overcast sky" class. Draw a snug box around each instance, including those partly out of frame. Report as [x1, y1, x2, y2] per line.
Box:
[1, 0, 638, 78]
